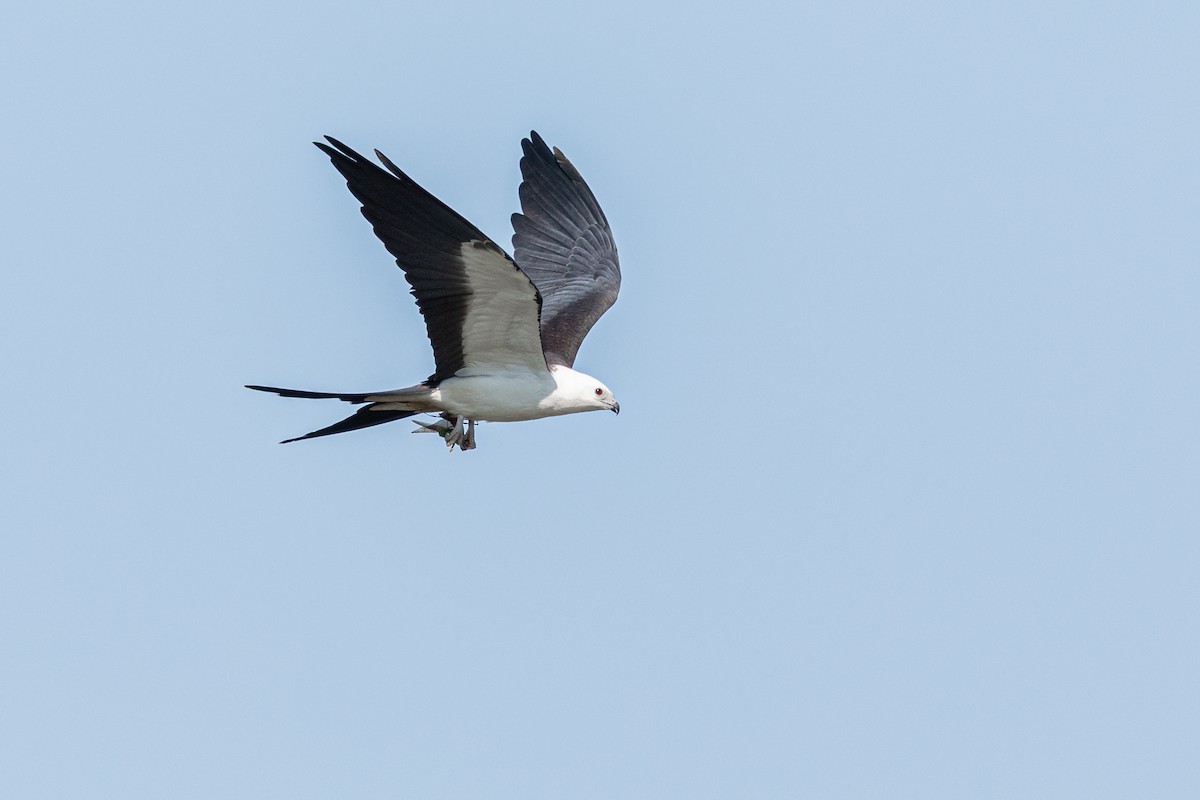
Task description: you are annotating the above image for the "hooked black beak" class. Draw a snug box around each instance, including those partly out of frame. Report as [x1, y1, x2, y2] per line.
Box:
[611, 401, 620, 415]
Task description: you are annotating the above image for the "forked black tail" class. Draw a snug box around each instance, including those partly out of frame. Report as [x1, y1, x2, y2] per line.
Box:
[245, 384, 419, 444]
[245, 385, 375, 403]
[278, 405, 419, 444]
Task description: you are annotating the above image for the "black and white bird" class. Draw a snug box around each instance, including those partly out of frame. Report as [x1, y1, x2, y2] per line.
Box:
[248, 132, 621, 452]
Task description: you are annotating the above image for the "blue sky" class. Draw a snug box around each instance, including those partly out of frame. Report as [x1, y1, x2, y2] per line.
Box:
[2, 2, 1198, 797]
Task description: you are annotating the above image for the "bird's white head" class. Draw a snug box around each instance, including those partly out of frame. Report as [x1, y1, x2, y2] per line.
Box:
[547, 365, 620, 416]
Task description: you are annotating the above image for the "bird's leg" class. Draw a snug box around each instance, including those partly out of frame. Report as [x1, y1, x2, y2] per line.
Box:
[461, 418, 477, 451]
[443, 414, 466, 451]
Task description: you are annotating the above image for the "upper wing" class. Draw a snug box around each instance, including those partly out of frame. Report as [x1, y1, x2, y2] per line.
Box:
[316, 137, 547, 383]
[510, 132, 620, 367]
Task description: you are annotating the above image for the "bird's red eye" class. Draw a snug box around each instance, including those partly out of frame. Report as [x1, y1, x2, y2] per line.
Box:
[595, 388, 603, 396]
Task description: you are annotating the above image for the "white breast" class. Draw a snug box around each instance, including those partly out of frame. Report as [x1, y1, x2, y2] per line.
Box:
[433, 368, 557, 422]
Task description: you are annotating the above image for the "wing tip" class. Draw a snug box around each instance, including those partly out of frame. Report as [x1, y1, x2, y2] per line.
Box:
[521, 130, 554, 163]
[314, 135, 362, 164]
[373, 148, 408, 180]
[518, 131, 586, 185]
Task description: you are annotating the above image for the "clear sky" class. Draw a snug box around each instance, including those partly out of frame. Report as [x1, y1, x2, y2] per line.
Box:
[2, 1, 1197, 797]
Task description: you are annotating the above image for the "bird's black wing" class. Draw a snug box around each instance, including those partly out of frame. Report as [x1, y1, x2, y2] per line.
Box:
[317, 137, 546, 383]
[510, 132, 620, 368]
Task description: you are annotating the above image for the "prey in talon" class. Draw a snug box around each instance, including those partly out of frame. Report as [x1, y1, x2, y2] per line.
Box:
[413, 415, 477, 452]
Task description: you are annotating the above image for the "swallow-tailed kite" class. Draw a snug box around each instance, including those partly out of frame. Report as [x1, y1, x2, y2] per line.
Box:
[248, 132, 621, 452]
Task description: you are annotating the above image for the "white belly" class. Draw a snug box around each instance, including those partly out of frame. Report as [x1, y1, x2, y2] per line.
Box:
[434, 369, 562, 422]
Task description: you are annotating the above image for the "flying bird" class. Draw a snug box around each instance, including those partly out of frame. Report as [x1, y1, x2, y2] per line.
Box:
[247, 132, 621, 451]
